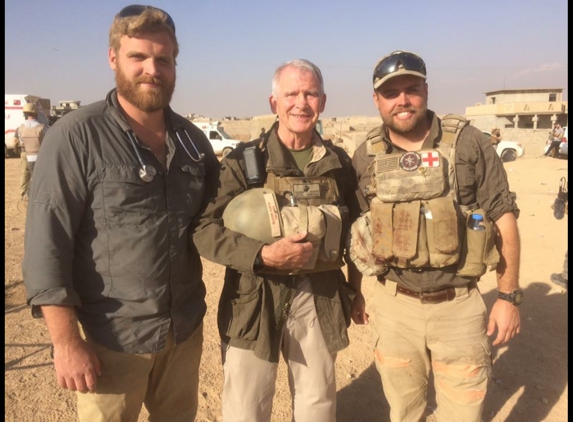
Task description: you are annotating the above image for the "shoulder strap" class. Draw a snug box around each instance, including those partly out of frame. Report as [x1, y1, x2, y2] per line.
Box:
[365, 126, 386, 156]
[438, 114, 469, 202]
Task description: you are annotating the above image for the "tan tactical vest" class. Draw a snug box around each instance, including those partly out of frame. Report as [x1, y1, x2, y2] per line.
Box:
[259, 165, 345, 274]
[18, 124, 45, 155]
[363, 115, 499, 277]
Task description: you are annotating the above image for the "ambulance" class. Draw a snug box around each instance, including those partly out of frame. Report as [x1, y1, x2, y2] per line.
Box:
[192, 121, 241, 157]
[5, 94, 50, 157]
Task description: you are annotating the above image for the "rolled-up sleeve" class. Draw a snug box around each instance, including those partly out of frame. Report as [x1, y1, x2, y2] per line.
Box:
[23, 123, 89, 307]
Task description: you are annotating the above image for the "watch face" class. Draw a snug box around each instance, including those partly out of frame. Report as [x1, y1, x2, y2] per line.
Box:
[513, 290, 524, 305]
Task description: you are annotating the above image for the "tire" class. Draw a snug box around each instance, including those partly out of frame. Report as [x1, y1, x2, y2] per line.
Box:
[222, 147, 233, 158]
[500, 149, 517, 162]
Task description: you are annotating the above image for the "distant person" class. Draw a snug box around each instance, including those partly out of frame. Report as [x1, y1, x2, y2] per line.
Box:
[551, 177, 567, 288]
[192, 58, 362, 422]
[544, 122, 564, 157]
[259, 126, 266, 140]
[347, 50, 522, 422]
[551, 251, 568, 288]
[22, 4, 218, 421]
[12, 103, 47, 201]
[490, 127, 502, 148]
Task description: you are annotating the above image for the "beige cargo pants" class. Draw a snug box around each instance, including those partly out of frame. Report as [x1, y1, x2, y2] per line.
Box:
[76, 323, 203, 422]
[373, 279, 491, 422]
[20, 151, 31, 198]
[221, 278, 337, 422]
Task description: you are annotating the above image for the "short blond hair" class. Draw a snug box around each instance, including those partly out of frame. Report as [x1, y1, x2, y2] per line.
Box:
[109, 7, 179, 60]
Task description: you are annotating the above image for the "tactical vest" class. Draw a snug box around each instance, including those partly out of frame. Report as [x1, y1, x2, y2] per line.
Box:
[362, 114, 499, 277]
[245, 133, 346, 275]
[18, 124, 45, 155]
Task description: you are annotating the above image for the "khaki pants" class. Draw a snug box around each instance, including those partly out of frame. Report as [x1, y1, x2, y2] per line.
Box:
[372, 280, 491, 422]
[20, 151, 31, 197]
[221, 278, 337, 422]
[76, 323, 203, 422]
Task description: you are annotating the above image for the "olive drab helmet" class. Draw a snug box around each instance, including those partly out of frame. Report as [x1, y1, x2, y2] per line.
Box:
[23, 103, 38, 114]
[222, 188, 286, 245]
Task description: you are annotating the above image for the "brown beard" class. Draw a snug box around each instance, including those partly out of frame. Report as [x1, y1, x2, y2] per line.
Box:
[382, 105, 427, 134]
[115, 63, 176, 112]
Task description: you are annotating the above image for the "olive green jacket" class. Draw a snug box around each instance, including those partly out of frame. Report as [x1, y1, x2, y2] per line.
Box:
[192, 124, 361, 362]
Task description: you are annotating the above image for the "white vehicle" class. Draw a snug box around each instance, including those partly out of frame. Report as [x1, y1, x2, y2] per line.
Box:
[5, 94, 50, 157]
[193, 121, 241, 157]
[482, 131, 525, 162]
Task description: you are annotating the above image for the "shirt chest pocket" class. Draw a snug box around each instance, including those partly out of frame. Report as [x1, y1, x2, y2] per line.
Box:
[171, 163, 206, 219]
[100, 165, 163, 226]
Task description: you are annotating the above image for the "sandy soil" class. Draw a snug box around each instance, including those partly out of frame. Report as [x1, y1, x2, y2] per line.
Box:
[4, 153, 568, 422]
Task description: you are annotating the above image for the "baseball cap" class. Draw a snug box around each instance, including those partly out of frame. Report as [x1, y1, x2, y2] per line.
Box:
[373, 50, 427, 90]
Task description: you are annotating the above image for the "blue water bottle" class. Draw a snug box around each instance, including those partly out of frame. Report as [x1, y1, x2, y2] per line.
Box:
[469, 213, 486, 231]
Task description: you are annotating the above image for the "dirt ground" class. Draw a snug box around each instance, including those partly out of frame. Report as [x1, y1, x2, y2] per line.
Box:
[4, 153, 568, 422]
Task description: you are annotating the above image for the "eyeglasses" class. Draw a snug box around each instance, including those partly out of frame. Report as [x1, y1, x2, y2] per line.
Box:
[117, 4, 176, 33]
[373, 51, 426, 84]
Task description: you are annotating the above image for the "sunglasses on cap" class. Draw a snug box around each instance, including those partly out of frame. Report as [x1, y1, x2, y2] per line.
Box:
[372, 51, 427, 84]
[117, 4, 176, 33]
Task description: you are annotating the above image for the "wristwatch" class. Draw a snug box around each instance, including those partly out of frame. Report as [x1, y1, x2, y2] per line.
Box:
[253, 250, 264, 271]
[498, 289, 524, 306]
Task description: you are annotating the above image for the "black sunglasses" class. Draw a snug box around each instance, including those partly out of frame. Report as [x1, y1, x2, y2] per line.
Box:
[373, 52, 426, 84]
[118, 4, 176, 33]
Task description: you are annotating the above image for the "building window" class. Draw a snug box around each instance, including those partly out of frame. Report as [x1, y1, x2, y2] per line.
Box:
[549, 93, 557, 102]
[491, 97, 496, 104]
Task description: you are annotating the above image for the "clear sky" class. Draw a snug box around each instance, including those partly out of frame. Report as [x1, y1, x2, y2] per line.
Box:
[5, 0, 568, 119]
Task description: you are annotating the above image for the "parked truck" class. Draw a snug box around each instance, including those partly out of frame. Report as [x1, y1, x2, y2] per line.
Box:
[192, 121, 241, 157]
[5, 94, 50, 157]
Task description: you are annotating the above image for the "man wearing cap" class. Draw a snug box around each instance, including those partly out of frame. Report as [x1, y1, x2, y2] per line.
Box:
[347, 50, 522, 421]
[13, 103, 47, 200]
[22, 5, 218, 421]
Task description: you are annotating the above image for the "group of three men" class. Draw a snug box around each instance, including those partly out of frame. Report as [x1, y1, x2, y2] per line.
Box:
[23, 4, 521, 422]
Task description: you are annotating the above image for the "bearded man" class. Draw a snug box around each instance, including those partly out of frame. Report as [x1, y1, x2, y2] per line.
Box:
[22, 5, 219, 421]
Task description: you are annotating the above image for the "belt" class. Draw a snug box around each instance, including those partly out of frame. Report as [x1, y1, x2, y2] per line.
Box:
[379, 279, 477, 304]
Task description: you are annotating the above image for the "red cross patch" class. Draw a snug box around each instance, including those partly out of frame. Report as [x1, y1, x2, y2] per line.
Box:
[399, 152, 421, 171]
[420, 151, 440, 168]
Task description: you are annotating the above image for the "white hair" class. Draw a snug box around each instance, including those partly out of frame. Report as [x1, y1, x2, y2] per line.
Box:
[271, 59, 324, 97]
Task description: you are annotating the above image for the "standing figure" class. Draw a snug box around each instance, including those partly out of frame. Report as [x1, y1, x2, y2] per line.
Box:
[22, 5, 219, 421]
[544, 122, 564, 157]
[13, 102, 47, 200]
[193, 59, 362, 422]
[489, 127, 501, 148]
[347, 50, 522, 422]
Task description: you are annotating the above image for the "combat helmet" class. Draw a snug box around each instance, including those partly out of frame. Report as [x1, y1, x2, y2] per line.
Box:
[23, 103, 38, 114]
[222, 188, 286, 245]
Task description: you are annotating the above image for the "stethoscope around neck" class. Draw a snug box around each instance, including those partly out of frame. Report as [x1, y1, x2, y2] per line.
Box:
[107, 98, 205, 182]
[125, 127, 204, 182]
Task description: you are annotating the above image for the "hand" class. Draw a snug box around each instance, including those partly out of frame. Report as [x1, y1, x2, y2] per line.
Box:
[260, 231, 314, 270]
[350, 292, 369, 325]
[487, 299, 521, 346]
[52, 338, 102, 394]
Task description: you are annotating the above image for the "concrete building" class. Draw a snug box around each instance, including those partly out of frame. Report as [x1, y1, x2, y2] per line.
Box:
[465, 88, 568, 132]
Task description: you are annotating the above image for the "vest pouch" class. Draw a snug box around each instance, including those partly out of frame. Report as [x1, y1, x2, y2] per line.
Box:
[281, 204, 325, 270]
[456, 208, 499, 277]
[317, 205, 342, 262]
[370, 198, 394, 261]
[391, 201, 421, 267]
[423, 197, 460, 268]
